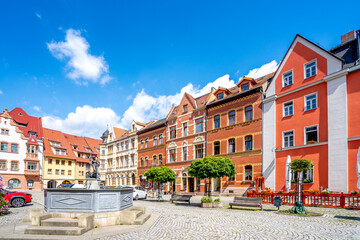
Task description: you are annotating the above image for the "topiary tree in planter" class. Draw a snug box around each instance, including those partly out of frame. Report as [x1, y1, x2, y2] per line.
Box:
[0, 176, 10, 216]
[144, 166, 176, 200]
[188, 157, 236, 196]
[289, 159, 314, 214]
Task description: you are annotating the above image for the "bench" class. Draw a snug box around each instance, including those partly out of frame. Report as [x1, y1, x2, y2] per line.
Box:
[170, 194, 192, 205]
[229, 197, 263, 210]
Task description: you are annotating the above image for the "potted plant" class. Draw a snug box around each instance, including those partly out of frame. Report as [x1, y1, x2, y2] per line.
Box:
[213, 198, 222, 208]
[309, 190, 318, 194]
[277, 189, 284, 194]
[322, 189, 332, 194]
[291, 179, 295, 184]
[306, 140, 317, 144]
[289, 190, 295, 194]
[350, 190, 358, 195]
[304, 179, 312, 184]
[201, 196, 213, 208]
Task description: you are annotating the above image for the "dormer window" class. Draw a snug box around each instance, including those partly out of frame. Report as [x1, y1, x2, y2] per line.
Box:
[217, 93, 224, 100]
[241, 83, 249, 91]
[132, 124, 136, 131]
[183, 105, 188, 113]
[73, 145, 78, 150]
[29, 131, 37, 137]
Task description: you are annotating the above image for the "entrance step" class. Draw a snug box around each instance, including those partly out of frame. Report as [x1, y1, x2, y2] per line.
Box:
[131, 210, 143, 218]
[41, 218, 78, 227]
[24, 226, 88, 235]
[134, 213, 151, 225]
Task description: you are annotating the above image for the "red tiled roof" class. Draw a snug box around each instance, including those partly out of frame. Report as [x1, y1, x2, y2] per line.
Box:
[43, 128, 76, 159]
[9, 107, 43, 139]
[113, 127, 127, 138]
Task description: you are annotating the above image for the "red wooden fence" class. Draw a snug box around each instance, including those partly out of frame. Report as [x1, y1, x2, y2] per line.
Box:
[247, 192, 360, 209]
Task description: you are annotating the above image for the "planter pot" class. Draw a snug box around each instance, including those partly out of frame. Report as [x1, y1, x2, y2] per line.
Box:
[201, 202, 213, 208]
[213, 202, 222, 208]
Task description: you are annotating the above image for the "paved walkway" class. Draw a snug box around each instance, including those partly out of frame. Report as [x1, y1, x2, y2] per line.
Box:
[1, 191, 360, 239]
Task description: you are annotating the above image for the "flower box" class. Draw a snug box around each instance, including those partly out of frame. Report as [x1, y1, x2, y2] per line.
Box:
[201, 202, 213, 208]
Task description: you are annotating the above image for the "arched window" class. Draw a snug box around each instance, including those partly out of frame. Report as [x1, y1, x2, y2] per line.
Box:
[214, 115, 220, 129]
[228, 111, 235, 125]
[141, 140, 144, 149]
[245, 106, 253, 121]
[245, 165, 252, 181]
[153, 136, 157, 146]
[159, 154, 163, 165]
[153, 155, 157, 165]
[214, 141, 220, 155]
[145, 139, 149, 148]
[145, 157, 148, 167]
[228, 138, 235, 153]
[140, 158, 144, 167]
[159, 134, 163, 144]
[245, 135, 253, 151]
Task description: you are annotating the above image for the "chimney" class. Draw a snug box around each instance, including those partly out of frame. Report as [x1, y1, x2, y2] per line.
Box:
[341, 30, 356, 44]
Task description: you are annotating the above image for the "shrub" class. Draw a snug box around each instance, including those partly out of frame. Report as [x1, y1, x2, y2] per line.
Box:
[0, 176, 10, 216]
[278, 189, 284, 194]
[213, 198, 221, 202]
[322, 189, 332, 194]
[201, 196, 213, 203]
[304, 179, 312, 183]
[309, 190, 318, 194]
[350, 190, 358, 195]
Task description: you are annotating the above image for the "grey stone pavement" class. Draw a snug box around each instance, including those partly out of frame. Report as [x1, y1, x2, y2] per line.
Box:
[1, 190, 360, 239]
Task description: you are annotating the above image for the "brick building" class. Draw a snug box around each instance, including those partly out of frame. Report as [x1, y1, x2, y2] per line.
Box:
[136, 118, 166, 190]
[206, 74, 273, 195]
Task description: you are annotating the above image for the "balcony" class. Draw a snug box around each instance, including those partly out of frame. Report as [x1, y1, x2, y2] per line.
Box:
[25, 153, 39, 160]
[24, 170, 40, 176]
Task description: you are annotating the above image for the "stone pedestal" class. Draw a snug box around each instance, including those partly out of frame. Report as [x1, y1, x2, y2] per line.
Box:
[86, 178, 100, 190]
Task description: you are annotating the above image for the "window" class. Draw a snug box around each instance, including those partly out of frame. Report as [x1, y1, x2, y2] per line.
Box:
[1, 142, 8, 152]
[131, 139, 135, 149]
[8, 179, 20, 188]
[228, 111, 235, 125]
[68, 161, 72, 166]
[245, 165, 252, 181]
[48, 169, 52, 174]
[11, 161, 18, 171]
[305, 93, 317, 111]
[10, 144, 17, 153]
[144, 139, 148, 148]
[0, 160, 6, 170]
[131, 155, 135, 166]
[183, 104, 188, 113]
[217, 93, 224, 100]
[55, 149, 60, 155]
[292, 169, 314, 184]
[125, 156, 129, 167]
[283, 70, 293, 87]
[305, 126, 318, 144]
[183, 147, 187, 160]
[141, 158, 144, 167]
[228, 174, 235, 182]
[159, 155, 163, 165]
[283, 131, 294, 148]
[27, 163, 37, 170]
[68, 170, 71, 175]
[121, 142, 124, 150]
[245, 135, 253, 151]
[153, 136, 157, 146]
[170, 149, 176, 162]
[126, 141, 129, 150]
[283, 101, 294, 117]
[61, 160, 65, 165]
[228, 138, 235, 153]
[183, 123, 188, 137]
[141, 140, 144, 149]
[145, 157, 148, 167]
[116, 143, 120, 152]
[61, 170, 65, 175]
[56, 160, 59, 165]
[245, 106, 253, 121]
[214, 115, 220, 129]
[159, 134, 163, 144]
[305, 61, 316, 78]
[153, 155, 157, 165]
[55, 169, 59, 175]
[241, 83, 249, 91]
[195, 144, 203, 159]
[214, 141, 220, 155]
[170, 126, 176, 139]
[195, 118, 203, 133]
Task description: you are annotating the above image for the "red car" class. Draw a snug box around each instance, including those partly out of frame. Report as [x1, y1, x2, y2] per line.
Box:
[4, 190, 32, 207]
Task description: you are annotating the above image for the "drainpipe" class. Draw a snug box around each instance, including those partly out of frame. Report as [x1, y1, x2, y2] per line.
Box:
[357, 30, 360, 65]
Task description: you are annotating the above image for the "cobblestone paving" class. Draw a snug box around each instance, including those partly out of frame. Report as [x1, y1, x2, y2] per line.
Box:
[101, 196, 360, 240]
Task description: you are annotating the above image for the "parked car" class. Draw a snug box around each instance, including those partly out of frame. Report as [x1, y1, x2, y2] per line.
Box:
[4, 190, 32, 207]
[120, 185, 147, 200]
[57, 183, 74, 189]
[71, 184, 85, 189]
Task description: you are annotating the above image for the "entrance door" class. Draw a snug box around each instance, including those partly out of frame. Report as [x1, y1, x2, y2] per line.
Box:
[188, 178, 194, 192]
[47, 180, 56, 188]
[213, 178, 221, 192]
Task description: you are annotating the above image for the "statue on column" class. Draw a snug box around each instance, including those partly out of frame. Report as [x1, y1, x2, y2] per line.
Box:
[86, 156, 100, 180]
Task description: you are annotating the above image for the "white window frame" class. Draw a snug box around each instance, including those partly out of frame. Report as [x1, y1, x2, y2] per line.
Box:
[282, 70, 293, 87]
[304, 59, 317, 79]
[283, 130, 294, 148]
[304, 125, 319, 144]
[304, 92, 317, 111]
[283, 100, 294, 117]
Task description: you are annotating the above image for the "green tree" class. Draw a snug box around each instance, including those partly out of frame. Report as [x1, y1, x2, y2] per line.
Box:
[289, 159, 314, 214]
[144, 166, 176, 200]
[188, 157, 236, 196]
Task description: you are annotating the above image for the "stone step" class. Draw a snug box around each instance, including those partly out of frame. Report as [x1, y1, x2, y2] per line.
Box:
[131, 210, 143, 218]
[134, 213, 151, 225]
[24, 226, 88, 236]
[41, 218, 78, 227]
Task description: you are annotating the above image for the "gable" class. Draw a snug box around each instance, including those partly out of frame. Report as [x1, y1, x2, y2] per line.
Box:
[266, 35, 343, 97]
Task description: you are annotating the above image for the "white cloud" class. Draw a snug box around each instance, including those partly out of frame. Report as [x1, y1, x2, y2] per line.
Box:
[0, 90, 3, 95]
[47, 29, 111, 85]
[33, 106, 41, 112]
[42, 105, 120, 138]
[35, 12, 42, 19]
[245, 60, 278, 79]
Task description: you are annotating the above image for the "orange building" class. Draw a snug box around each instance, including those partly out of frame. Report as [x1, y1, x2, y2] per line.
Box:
[263, 30, 360, 193]
[137, 119, 166, 190]
[206, 74, 273, 195]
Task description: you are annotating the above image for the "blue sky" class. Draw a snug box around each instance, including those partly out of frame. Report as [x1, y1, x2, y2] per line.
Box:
[0, 1, 359, 138]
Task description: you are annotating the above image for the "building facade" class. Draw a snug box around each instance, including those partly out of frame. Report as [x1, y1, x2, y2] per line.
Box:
[263, 31, 360, 193]
[206, 74, 273, 195]
[101, 121, 144, 187]
[0, 108, 43, 190]
[137, 119, 166, 190]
